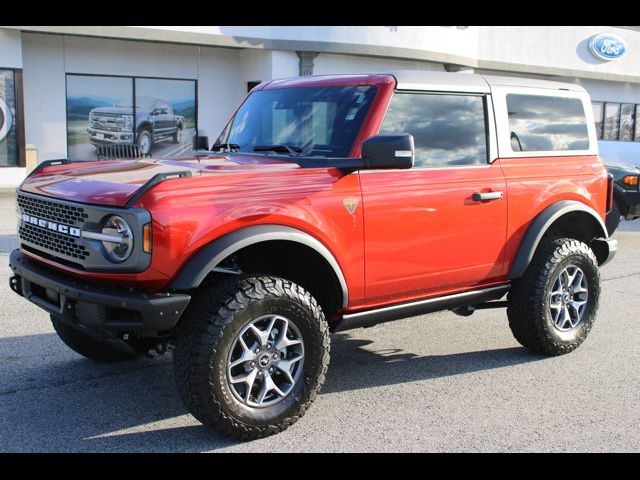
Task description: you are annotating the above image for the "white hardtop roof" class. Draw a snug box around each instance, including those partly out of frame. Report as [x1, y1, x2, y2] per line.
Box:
[390, 70, 586, 93]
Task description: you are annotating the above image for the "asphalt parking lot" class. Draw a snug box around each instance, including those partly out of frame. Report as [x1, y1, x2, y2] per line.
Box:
[1, 191, 639, 452]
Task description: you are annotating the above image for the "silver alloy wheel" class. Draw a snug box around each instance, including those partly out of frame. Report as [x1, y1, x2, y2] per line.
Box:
[227, 314, 304, 408]
[549, 265, 589, 331]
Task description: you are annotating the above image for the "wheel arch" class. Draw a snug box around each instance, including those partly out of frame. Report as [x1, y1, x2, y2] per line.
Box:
[509, 200, 609, 280]
[170, 225, 349, 315]
[136, 121, 153, 134]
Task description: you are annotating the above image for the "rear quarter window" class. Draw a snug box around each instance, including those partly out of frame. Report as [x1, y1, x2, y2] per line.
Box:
[506, 94, 590, 152]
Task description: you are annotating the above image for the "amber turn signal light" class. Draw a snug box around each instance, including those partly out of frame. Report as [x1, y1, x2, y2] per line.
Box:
[143, 223, 152, 254]
[622, 175, 639, 187]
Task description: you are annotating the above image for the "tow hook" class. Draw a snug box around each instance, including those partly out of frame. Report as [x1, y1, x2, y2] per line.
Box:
[9, 275, 22, 296]
[145, 341, 172, 357]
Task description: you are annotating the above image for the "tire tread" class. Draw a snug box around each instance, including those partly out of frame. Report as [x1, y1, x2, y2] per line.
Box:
[507, 238, 600, 356]
[173, 275, 329, 440]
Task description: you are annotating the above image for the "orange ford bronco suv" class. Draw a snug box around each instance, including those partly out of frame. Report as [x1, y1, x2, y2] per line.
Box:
[10, 71, 616, 439]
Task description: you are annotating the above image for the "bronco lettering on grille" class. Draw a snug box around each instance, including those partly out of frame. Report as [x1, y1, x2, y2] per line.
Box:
[21, 214, 81, 238]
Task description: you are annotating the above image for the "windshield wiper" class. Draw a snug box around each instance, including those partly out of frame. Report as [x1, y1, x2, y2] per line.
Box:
[252, 144, 303, 156]
[210, 143, 240, 152]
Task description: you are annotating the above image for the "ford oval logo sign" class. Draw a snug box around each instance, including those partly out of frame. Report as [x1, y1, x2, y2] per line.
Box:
[0, 97, 13, 143]
[589, 33, 627, 61]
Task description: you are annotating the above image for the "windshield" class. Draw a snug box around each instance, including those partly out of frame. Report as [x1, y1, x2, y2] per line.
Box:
[219, 85, 377, 158]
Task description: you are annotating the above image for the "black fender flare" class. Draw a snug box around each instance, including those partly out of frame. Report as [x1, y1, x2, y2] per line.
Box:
[136, 122, 153, 136]
[508, 200, 608, 280]
[170, 225, 349, 308]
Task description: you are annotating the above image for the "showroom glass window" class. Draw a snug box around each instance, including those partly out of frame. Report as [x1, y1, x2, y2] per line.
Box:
[592, 102, 604, 139]
[66, 74, 197, 161]
[379, 92, 488, 167]
[603, 102, 621, 141]
[0, 69, 18, 167]
[620, 103, 636, 141]
[507, 94, 589, 151]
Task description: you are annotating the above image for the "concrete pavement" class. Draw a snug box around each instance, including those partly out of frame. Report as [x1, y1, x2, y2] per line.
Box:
[0, 193, 638, 452]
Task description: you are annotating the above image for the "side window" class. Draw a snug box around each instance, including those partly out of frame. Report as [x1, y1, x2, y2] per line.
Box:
[379, 93, 488, 168]
[506, 94, 589, 151]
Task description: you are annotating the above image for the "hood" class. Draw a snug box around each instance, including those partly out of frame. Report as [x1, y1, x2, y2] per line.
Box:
[90, 106, 136, 116]
[601, 156, 639, 172]
[20, 154, 303, 207]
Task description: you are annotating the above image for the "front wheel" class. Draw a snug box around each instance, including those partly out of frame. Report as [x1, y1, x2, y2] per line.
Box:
[507, 238, 600, 356]
[173, 275, 330, 440]
[136, 130, 152, 156]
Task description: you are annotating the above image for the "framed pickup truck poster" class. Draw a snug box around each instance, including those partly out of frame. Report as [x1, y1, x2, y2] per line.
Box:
[66, 74, 197, 160]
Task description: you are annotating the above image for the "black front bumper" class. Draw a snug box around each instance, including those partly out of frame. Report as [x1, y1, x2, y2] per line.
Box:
[622, 191, 640, 219]
[9, 249, 191, 337]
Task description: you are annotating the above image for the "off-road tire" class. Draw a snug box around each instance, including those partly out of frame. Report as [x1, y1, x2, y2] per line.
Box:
[173, 275, 330, 440]
[507, 238, 600, 356]
[51, 316, 138, 362]
[605, 201, 621, 235]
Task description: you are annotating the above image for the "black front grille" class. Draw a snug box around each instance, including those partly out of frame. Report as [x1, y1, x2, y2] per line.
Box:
[92, 112, 122, 118]
[19, 223, 89, 260]
[17, 194, 88, 225]
[90, 120, 121, 132]
[17, 193, 91, 262]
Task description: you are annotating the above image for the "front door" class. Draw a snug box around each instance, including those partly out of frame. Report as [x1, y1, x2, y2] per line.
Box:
[360, 91, 508, 306]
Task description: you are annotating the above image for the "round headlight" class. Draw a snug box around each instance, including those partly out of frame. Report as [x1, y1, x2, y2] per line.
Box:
[101, 215, 133, 263]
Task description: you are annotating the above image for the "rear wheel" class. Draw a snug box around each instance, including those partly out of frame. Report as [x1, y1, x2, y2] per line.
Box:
[51, 316, 138, 362]
[507, 238, 600, 356]
[173, 275, 330, 440]
[172, 127, 182, 144]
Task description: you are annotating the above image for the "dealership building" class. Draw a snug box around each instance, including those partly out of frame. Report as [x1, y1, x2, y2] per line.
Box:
[1, 25, 639, 188]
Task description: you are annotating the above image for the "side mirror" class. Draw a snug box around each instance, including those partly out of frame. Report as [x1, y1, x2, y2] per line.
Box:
[361, 134, 414, 169]
[193, 130, 209, 151]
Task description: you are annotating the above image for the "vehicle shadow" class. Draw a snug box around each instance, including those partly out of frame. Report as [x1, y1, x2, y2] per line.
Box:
[0, 330, 544, 452]
[324, 332, 543, 394]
